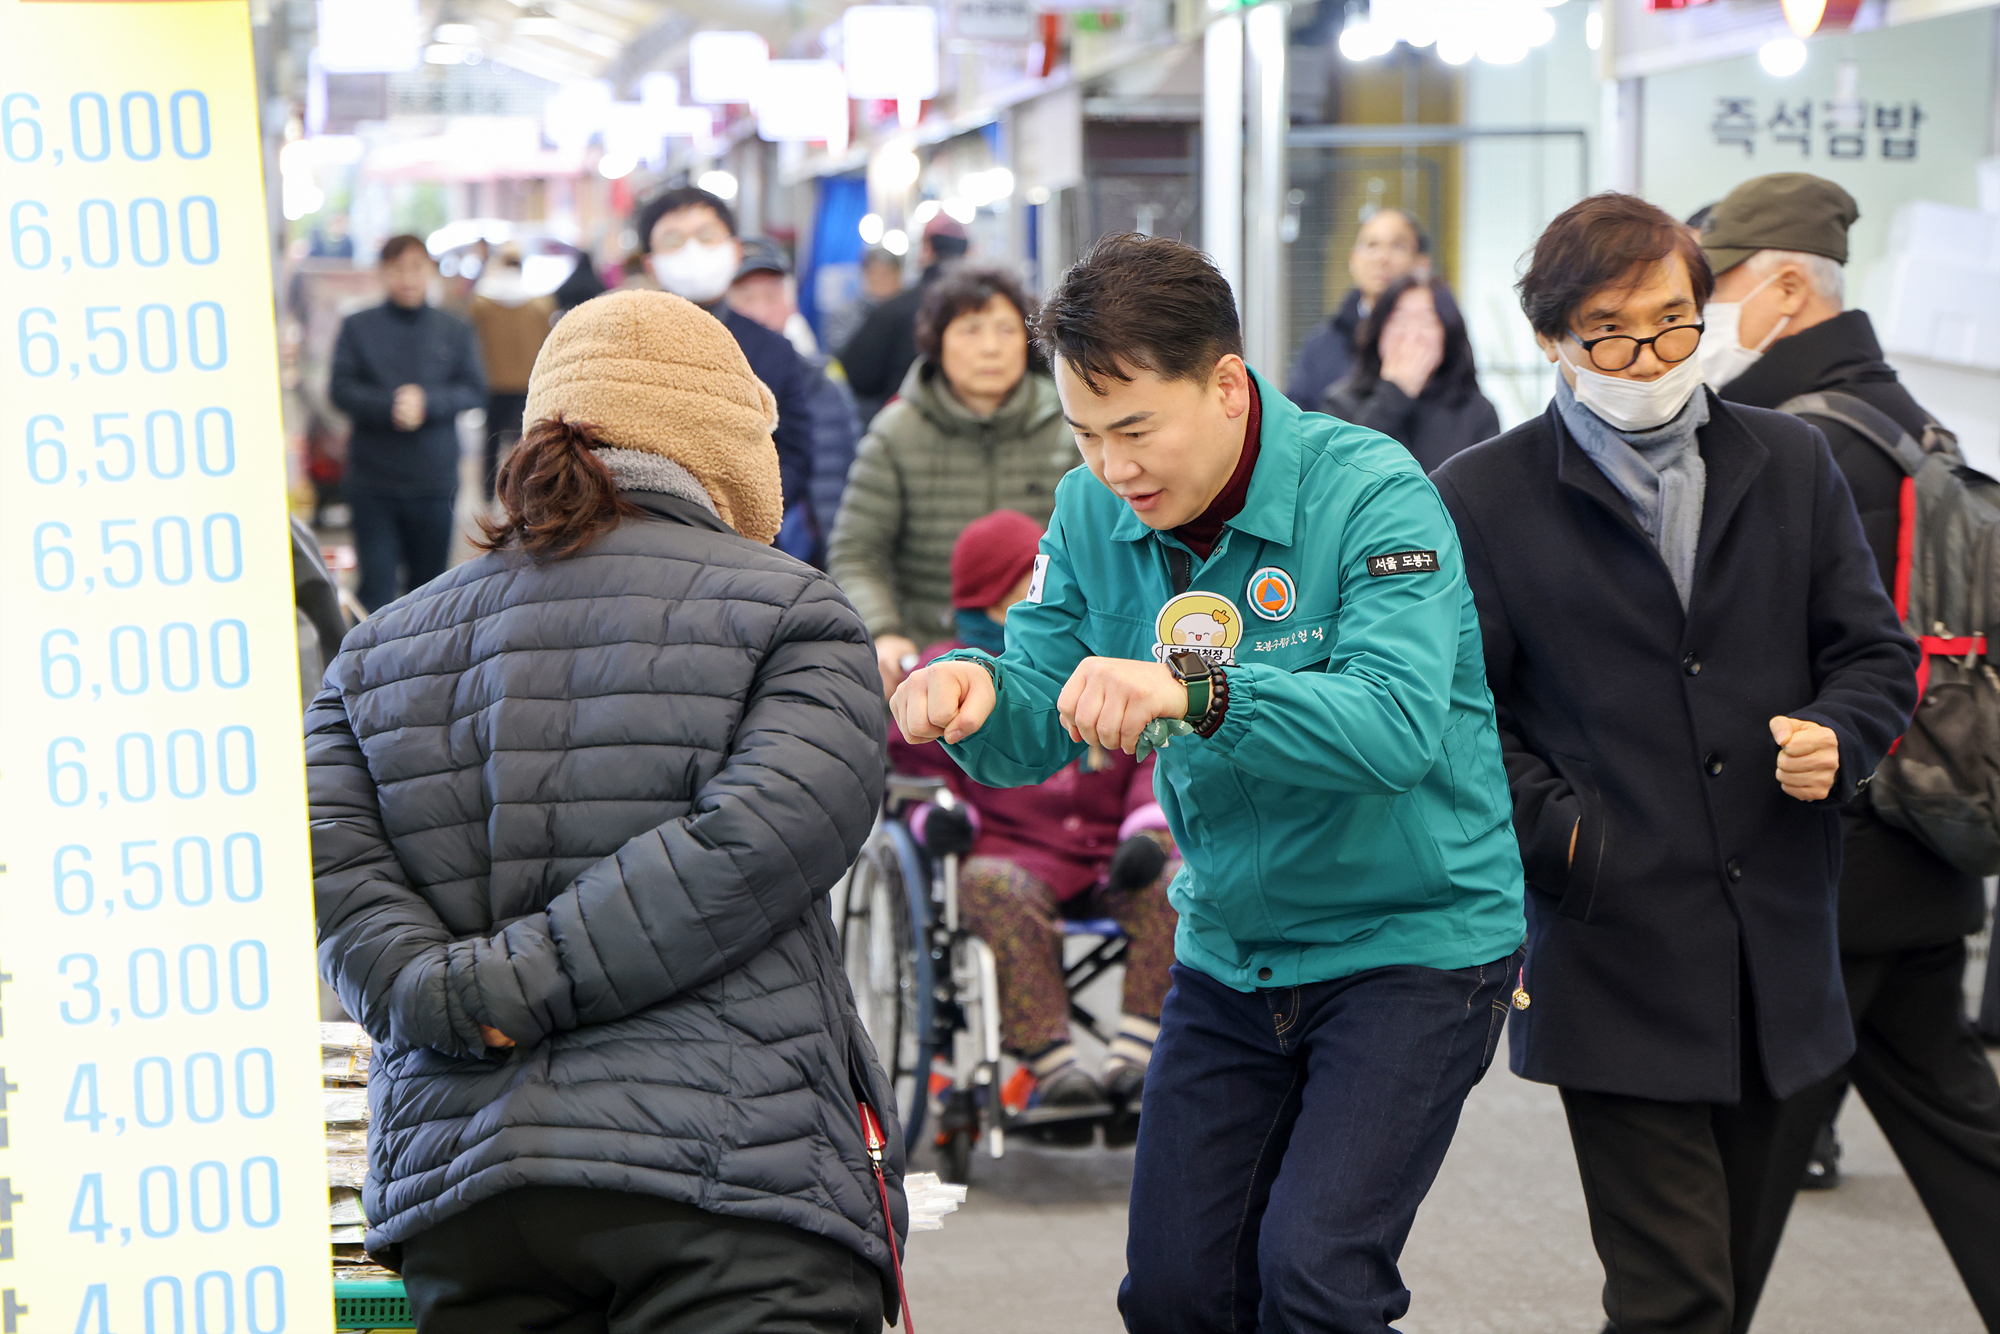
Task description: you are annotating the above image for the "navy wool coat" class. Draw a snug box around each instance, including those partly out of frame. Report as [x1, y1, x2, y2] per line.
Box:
[1431, 392, 1918, 1103]
[307, 492, 904, 1271]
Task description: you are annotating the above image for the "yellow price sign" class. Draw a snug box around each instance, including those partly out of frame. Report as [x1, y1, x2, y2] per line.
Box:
[0, 1, 334, 1330]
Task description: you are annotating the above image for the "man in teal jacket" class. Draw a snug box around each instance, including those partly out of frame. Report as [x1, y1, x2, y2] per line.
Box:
[892, 233, 1524, 1334]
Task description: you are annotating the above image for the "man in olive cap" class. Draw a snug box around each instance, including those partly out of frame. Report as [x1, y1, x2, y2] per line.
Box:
[1696, 172, 2000, 1329]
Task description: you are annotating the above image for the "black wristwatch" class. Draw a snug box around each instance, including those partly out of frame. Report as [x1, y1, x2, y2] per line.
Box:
[1166, 651, 1217, 725]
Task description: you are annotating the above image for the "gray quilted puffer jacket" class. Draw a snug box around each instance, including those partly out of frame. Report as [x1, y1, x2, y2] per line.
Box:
[307, 491, 904, 1274]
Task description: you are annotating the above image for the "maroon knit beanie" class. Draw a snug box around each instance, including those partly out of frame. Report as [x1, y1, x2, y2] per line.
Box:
[951, 509, 1046, 609]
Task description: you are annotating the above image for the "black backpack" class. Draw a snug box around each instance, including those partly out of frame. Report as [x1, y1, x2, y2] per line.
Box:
[1781, 390, 2000, 876]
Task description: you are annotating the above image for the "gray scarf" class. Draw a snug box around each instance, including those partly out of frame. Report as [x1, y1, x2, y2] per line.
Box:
[593, 447, 720, 519]
[1555, 378, 1709, 609]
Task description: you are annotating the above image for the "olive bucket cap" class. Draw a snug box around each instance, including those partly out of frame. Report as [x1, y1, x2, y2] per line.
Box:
[1699, 172, 1860, 275]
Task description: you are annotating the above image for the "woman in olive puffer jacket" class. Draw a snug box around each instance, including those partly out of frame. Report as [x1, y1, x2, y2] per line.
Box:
[826, 264, 1077, 694]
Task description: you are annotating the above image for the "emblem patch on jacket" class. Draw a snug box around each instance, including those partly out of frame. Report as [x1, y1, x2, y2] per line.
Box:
[1026, 554, 1049, 604]
[1246, 567, 1297, 621]
[1152, 592, 1240, 665]
[1366, 550, 1439, 577]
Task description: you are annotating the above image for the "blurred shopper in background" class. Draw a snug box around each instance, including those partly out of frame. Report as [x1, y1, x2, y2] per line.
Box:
[1433, 193, 1919, 1334]
[329, 234, 487, 611]
[731, 239, 864, 567]
[827, 264, 1073, 694]
[553, 247, 608, 311]
[468, 242, 557, 502]
[1696, 172, 2000, 1326]
[840, 213, 971, 426]
[825, 246, 907, 355]
[635, 186, 818, 561]
[1286, 207, 1431, 410]
[1321, 274, 1499, 472]
[310, 289, 901, 1333]
[889, 509, 1179, 1146]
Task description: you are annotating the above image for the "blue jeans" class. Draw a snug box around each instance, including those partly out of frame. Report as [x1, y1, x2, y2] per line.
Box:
[1120, 951, 1520, 1334]
[350, 490, 456, 612]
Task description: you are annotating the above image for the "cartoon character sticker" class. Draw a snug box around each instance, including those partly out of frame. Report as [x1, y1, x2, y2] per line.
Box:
[1151, 591, 1242, 666]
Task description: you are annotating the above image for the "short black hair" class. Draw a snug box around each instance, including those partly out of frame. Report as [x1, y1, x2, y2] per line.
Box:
[635, 186, 737, 249]
[1033, 233, 1242, 395]
[379, 233, 428, 265]
[915, 265, 1041, 369]
[1369, 207, 1432, 256]
[1518, 192, 1714, 341]
[862, 247, 901, 270]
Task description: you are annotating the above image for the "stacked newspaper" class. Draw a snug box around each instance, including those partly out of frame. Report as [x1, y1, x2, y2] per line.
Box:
[320, 1023, 388, 1275]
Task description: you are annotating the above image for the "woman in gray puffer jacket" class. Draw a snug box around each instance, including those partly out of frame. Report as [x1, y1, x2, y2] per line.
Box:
[309, 289, 902, 1333]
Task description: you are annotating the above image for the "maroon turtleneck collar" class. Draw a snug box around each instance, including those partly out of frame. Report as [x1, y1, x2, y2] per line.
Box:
[1172, 380, 1261, 560]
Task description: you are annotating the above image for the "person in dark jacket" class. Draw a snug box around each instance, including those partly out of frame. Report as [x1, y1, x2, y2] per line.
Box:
[309, 289, 902, 1333]
[1697, 172, 2000, 1325]
[838, 213, 970, 427]
[1321, 275, 1500, 473]
[1284, 207, 1430, 410]
[1431, 193, 1919, 1334]
[633, 186, 817, 558]
[328, 234, 487, 611]
[729, 237, 864, 567]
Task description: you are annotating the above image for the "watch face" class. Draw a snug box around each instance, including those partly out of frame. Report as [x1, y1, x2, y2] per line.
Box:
[1167, 651, 1213, 682]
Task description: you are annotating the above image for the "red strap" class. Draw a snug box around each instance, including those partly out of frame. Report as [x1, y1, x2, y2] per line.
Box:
[1894, 475, 1916, 623]
[859, 1102, 916, 1333]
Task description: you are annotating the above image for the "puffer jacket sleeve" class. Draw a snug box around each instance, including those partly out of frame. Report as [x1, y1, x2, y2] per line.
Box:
[462, 576, 887, 1049]
[825, 422, 907, 638]
[315, 576, 888, 1056]
[308, 672, 477, 1055]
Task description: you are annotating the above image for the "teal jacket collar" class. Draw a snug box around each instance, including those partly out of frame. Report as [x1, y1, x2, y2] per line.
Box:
[1104, 368, 1304, 550]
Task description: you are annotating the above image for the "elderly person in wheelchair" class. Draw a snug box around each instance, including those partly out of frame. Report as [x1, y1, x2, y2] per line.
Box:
[889, 508, 1180, 1148]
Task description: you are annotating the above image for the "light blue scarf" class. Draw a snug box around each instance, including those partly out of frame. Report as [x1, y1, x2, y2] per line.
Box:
[1555, 378, 1710, 609]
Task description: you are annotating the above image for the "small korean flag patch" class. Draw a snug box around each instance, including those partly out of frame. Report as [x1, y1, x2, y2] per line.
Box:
[1367, 550, 1440, 577]
[1026, 554, 1050, 604]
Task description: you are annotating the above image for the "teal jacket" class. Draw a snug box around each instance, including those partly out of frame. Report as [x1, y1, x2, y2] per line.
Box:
[941, 373, 1524, 990]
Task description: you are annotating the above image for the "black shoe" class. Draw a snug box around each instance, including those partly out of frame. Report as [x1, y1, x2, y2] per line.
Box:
[1800, 1120, 1842, 1191]
[1102, 1061, 1145, 1149]
[1017, 1063, 1108, 1147]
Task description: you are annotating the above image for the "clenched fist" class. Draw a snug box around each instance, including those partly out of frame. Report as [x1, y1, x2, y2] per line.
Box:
[892, 660, 998, 746]
[1057, 657, 1187, 756]
[1770, 716, 1840, 802]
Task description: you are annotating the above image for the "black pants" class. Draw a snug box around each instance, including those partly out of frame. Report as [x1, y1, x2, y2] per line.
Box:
[485, 391, 527, 500]
[399, 1187, 886, 1334]
[349, 490, 455, 612]
[1794, 941, 2000, 1330]
[1560, 988, 1834, 1334]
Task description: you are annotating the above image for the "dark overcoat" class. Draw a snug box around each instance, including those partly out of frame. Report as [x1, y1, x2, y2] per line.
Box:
[307, 492, 904, 1272]
[1431, 392, 1918, 1102]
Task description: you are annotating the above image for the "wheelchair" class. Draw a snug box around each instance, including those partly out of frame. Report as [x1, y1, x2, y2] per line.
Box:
[837, 774, 1132, 1184]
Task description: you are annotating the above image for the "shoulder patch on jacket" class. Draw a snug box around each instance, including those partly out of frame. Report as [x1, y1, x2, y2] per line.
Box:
[1367, 550, 1440, 577]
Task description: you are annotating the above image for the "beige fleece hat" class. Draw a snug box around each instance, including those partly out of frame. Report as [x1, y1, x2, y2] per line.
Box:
[524, 288, 784, 543]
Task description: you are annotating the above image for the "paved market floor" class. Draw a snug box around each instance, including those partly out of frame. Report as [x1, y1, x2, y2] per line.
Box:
[901, 1029, 1996, 1334]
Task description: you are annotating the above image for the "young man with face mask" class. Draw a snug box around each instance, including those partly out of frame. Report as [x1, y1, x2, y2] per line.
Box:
[633, 187, 816, 555]
[1430, 193, 1920, 1334]
[1693, 173, 2000, 1328]
[891, 232, 1526, 1334]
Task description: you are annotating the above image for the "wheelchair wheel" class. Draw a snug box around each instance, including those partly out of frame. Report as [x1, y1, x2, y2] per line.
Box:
[842, 825, 935, 1152]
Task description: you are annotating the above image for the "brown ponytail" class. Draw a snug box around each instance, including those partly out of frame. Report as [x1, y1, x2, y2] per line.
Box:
[474, 415, 643, 561]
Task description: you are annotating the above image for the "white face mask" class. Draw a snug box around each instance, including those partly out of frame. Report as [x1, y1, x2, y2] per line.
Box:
[1560, 338, 1705, 433]
[1697, 272, 1789, 390]
[650, 240, 737, 304]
